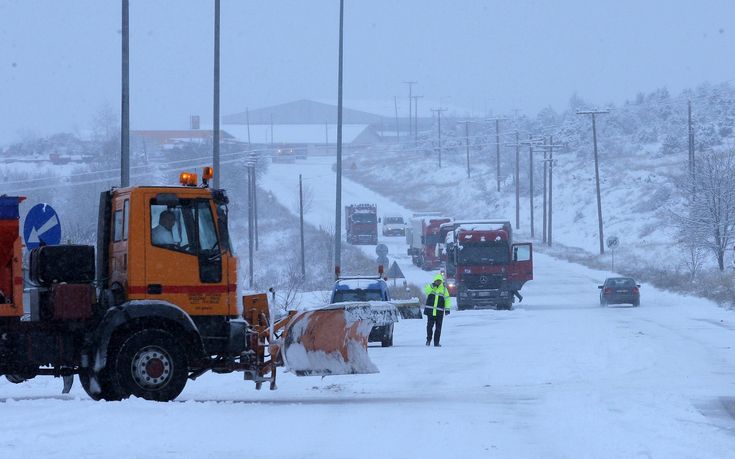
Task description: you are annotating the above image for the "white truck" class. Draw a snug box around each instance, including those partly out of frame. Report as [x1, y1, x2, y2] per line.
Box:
[381, 215, 406, 236]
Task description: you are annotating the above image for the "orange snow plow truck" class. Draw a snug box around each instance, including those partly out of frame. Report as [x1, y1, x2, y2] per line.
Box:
[0, 171, 397, 401]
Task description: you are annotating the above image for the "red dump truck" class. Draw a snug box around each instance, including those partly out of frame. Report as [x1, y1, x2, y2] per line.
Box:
[444, 221, 533, 310]
[407, 214, 452, 270]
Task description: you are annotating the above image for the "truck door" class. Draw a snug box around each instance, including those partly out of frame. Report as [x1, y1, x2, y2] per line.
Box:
[508, 243, 533, 283]
[143, 194, 232, 316]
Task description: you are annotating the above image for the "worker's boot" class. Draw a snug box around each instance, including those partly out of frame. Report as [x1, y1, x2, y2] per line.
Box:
[425, 339, 431, 346]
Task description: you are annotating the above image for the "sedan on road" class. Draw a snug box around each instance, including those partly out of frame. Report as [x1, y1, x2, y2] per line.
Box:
[599, 277, 640, 306]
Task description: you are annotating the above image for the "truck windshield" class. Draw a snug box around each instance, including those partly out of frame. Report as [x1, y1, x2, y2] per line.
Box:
[425, 234, 442, 245]
[333, 289, 383, 302]
[457, 243, 510, 265]
[352, 214, 376, 224]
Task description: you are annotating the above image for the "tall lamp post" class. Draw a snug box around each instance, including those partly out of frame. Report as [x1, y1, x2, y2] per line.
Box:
[334, 0, 345, 273]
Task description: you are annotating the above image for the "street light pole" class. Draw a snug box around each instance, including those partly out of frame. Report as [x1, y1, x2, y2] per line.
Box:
[213, 0, 221, 189]
[120, 0, 130, 187]
[334, 0, 345, 271]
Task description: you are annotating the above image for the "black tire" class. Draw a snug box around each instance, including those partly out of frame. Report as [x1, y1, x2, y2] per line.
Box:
[381, 334, 393, 347]
[5, 374, 28, 384]
[633, 300, 640, 307]
[80, 369, 123, 401]
[600, 299, 607, 307]
[113, 329, 188, 402]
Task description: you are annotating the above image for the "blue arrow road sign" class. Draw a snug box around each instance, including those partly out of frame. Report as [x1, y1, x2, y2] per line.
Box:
[23, 203, 61, 250]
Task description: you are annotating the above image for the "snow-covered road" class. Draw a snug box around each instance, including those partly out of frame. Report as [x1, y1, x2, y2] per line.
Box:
[2, 157, 735, 458]
[259, 157, 436, 287]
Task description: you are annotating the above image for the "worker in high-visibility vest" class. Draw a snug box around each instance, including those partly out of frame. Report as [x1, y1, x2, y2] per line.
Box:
[424, 273, 451, 347]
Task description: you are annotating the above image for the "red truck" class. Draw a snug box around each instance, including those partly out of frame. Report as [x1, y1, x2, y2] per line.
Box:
[346, 204, 378, 245]
[407, 214, 452, 270]
[444, 221, 533, 310]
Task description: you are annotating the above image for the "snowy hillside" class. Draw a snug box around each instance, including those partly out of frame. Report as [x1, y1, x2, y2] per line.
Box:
[341, 84, 735, 304]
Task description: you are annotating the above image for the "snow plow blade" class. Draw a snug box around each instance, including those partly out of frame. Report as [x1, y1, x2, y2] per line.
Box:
[393, 299, 423, 319]
[281, 302, 399, 376]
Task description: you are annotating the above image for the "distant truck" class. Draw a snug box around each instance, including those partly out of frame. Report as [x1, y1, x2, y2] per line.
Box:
[381, 215, 406, 237]
[407, 213, 452, 270]
[346, 204, 378, 245]
[443, 221, 533, 310]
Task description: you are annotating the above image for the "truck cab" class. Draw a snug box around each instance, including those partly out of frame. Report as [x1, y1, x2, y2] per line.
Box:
[331, 277, 394, 347]
[447, 221, 533, 310]
[345, 204, 378, 245]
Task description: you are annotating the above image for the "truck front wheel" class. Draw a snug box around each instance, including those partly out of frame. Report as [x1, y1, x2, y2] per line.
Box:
[114, 329, 188, 402]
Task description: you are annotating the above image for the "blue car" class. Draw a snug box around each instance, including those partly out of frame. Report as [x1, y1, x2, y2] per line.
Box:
[331, 277, 395, 347]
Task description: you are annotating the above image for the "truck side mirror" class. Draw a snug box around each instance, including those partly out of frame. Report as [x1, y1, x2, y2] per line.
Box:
[421, 236, 425, 244]
[513, 247, 518, 261]
[378, 217, 382, 223]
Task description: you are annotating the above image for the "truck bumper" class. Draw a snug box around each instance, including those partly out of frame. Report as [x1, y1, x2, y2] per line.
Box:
[458, 289, 511, 308]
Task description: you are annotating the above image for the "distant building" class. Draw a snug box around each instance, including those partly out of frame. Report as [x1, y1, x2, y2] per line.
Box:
[222, 99, 411, 154]
[130, 129, 236, 152]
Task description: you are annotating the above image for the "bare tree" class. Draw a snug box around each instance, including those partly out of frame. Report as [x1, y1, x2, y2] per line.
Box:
[680, 238, 706, 281]
[675, 150, 735, 271]
[292, 182, 314, 215]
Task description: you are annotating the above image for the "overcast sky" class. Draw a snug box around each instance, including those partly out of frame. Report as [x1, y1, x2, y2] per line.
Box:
[1, 0, 733, 143]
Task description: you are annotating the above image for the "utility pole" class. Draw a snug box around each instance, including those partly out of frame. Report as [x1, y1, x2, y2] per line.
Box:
[688, 100, 695, 177]
[213, 0, 221, 189]
[517, 136, 544, 238]
[528, 136, 535, 238]
[548, 137, 561, 246]
[404, 81, 417, 138]
[270, 113, 274, 149]
[120, 0, 130, 187]
[486, 118, 507, 192]
[464, 121, 471, 178]
[299, 174, 305, 279]
[542, 137, 548, 244]
[413, 95, 423, 147]
[534, 137, 564, 246]
[393, 96, 400, 144]
[515, 132, 519, 230]
[504, 132, 522, 229]
[577, 109, 610, 255]
[250, 151, 259, 251]
[431, 108, 447, 167]
[334, 0, 345, 271]
[246, 107, 252, 148]
[246, 160, 254, 289]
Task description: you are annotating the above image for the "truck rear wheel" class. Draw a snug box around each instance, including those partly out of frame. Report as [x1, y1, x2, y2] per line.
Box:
[113, 329, 188, 402]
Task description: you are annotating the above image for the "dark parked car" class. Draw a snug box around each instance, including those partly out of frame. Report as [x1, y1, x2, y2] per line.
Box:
[599, 277, 640, 306]
[331, 277, 395, 347]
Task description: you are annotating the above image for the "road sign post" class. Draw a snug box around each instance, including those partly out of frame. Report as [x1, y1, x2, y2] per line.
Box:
[23, 204, 61, 250]
[606, 236, 619, 271]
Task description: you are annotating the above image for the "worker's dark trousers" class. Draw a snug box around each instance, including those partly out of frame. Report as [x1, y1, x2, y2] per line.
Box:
[426, 312, 444, 345]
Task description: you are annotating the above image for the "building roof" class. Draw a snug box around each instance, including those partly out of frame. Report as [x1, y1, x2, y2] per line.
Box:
[223, 99, 385, 125]
[220, 124, 372, 145]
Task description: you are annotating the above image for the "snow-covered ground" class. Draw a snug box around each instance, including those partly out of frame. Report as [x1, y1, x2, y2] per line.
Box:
[3, 251, 735, 458]
[3, 157, 735, 458]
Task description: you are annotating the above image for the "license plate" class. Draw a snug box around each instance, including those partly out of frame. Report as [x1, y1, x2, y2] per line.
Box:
[616, 289, 628, 293]
[478, 291, 491, 297]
